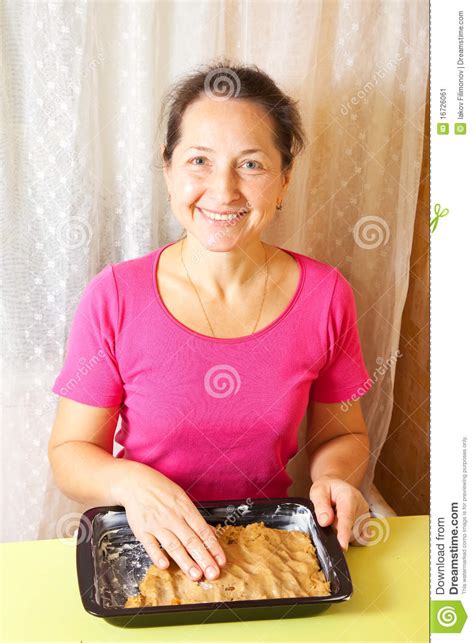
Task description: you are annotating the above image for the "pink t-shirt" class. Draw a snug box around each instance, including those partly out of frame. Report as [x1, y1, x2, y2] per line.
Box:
[52, 242, 372, 502]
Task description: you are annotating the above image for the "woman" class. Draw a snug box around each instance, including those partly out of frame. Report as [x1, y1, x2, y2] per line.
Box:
[48, 61, 373, 584]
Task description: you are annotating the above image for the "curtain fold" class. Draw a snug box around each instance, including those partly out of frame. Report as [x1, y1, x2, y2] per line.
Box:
[0, 0, 429, 542]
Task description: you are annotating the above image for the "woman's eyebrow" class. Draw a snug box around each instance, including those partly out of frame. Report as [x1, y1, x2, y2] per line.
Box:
[185, 145, 267, 155]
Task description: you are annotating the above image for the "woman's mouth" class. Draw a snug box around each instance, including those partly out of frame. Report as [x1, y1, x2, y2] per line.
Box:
[196, 206, 248, 225]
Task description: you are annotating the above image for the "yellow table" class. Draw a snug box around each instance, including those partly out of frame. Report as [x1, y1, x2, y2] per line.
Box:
[1, 516, 429, 642]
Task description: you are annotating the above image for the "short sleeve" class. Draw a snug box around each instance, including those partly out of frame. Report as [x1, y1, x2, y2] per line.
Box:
[309, 270, 372, 404]
[52, 265, 124, 407]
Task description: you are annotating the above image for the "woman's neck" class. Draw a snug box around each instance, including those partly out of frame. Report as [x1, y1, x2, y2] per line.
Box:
[178, 235, 271, 303]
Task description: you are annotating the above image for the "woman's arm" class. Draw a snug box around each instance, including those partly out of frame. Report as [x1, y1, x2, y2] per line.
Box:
[306, 399, 370, 488]
[305, 399, 371, 550]
[48, 397, 227, 580]
[48, 397, 129, 506]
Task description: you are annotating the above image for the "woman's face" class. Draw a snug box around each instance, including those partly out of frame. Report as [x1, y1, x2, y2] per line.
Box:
[162, 96, 291, 250]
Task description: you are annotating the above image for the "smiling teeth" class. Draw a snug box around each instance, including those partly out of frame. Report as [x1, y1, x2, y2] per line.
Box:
[200, 208, 244, 221]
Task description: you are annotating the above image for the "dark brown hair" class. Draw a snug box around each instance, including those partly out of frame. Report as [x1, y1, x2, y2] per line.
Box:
[154, 57, 307, 175]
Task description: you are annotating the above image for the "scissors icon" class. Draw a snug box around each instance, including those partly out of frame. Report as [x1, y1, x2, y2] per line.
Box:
[430, 203, 449, 233]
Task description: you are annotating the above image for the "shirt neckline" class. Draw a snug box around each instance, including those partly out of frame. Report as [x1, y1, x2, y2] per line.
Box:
[152, 241, 306, 343]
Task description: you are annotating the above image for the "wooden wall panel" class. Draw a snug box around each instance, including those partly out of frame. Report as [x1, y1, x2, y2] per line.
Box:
[374, 89, 430, 515]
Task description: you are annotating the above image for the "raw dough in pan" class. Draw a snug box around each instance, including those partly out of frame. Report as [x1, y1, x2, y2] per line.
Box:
[124, 521, 330, 607]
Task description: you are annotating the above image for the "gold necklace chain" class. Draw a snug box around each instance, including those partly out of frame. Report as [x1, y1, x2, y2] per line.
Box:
[179, 238, 269, 338]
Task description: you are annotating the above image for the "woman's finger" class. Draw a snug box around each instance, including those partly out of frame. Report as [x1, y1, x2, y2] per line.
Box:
[184, 511, 227, 568]
[139, 531, 170, 569]
[153, 527, 206, 581]
[332, 494, 357, 551]
[172, 521, 223, 581]
[348, 497, 371, 544]
[310, 482, 335, 526]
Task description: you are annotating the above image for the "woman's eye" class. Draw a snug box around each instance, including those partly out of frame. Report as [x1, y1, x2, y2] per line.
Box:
[188, 157, 261, 170]
[242, 160, 261, 170]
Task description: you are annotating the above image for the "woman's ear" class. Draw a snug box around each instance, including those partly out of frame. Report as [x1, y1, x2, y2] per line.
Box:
[280, 168, 292, 199]
[161, 144, 170, 187]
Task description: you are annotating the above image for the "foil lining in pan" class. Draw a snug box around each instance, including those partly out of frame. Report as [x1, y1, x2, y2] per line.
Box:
[91, 501, 331, 609]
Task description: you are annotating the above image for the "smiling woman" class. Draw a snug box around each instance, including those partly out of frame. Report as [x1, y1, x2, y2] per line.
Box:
[152, 61, 309, 338]
[49, 59, 373, 587]
[154, 61, 307, 312]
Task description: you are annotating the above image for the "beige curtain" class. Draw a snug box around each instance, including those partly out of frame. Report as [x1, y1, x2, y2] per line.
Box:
[0, 0, 428, 542]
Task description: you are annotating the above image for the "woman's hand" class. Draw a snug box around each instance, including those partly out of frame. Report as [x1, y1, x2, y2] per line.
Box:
[309, 474, 370, 551]
[117, 462, 226, 582]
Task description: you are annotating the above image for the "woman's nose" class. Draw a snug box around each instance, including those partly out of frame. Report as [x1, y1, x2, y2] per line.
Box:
[207, 167, 240, 203]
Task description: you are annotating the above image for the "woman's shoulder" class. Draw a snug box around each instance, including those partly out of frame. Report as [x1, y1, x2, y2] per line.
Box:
[281, 248, 358, 324]
[280, 246, 342, 290]
[80, 247, 162, 307]
[109, 246, 159, 279]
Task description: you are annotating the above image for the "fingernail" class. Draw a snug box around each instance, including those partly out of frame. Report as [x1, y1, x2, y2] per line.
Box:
[158, 559, 168, 569]
[319, 512, 329, 524]
[216, 554, 225, 566]
[190, 566, 201, 579]
[205, 565, 218, 579]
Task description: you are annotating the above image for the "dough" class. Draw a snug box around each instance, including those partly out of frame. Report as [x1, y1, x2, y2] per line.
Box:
[124, 521, 330, 607]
